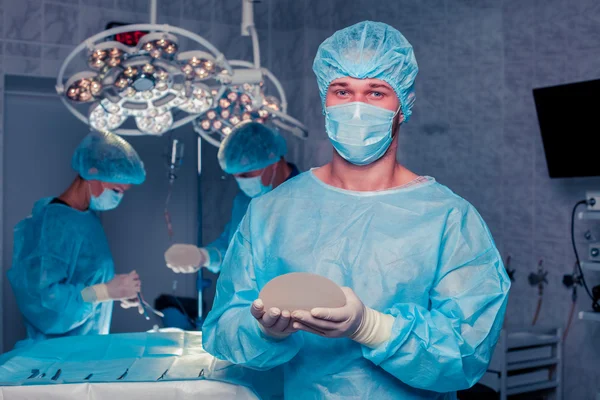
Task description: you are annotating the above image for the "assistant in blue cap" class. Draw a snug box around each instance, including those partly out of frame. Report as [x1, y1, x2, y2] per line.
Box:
[165, 122, 300, 275]
[202, 21, 509, 399]
[8, 130, 146, 348]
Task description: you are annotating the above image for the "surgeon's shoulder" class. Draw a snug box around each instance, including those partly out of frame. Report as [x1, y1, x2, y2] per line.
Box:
[244, 172, 312, 219]
[425, 180, 480, 216]
[40, 202, 100, 236]
[427, 180, 496, 237]
[254, 171, 312, 203]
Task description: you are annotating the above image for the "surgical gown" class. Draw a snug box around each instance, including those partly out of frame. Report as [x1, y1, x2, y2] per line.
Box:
[204, 163, 300, 273]
[203, 172, 510, 400]
[8, 198, 115, 346]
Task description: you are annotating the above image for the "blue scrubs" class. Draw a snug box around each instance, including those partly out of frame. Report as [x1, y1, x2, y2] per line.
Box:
[203, 173, 510, 399]
[8, 198, 115, 346]
[204, 163, 300, 273]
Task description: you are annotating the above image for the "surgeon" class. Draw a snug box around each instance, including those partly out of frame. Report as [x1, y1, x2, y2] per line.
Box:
[8, 130, 146, 346]
[203, 21, 510, 399]
[165, 121, 300, 274]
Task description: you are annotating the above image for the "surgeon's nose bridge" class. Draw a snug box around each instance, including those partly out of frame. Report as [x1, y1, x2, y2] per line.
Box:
[354, 91, 370, 104]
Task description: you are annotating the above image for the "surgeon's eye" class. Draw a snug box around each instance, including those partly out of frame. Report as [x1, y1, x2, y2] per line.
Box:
[369, 91, 384, 99]
[336, 90, 350, 97]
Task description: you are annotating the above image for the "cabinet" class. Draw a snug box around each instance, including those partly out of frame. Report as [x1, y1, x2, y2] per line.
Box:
[479, 329, 562, 400]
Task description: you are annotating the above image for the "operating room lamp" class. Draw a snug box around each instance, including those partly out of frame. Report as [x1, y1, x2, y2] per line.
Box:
[55, 0, 309, 142]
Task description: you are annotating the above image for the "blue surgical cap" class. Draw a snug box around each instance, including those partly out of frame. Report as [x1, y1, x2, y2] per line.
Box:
[71, 130, 146, 184]
[218, 122, 287, 175]
[313, 21, 419, 121]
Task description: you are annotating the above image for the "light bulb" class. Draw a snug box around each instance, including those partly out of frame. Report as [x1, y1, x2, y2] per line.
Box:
[109, 48, 122, 58]
[124, 67, 137, 78]
[222, 126, 232, 135]
[96, 119, 107, 128]
[115, 77, 129, 89]
[240, 94, 251, 104]
[143, 91, 153, 99]
[143, 42, 154, 51]
[157, 70, 168, 80]
[92, 49, 107, 60]
[165, 44, 177, 54]
[106, 103, 120, 113]
[190, 57, 201, 67]
[213, 120, 222, 130]
[148, 108, 158, 117]
[91, 81, 102, 95]
[195, 68, 208, 78]
[230, 116, 240, 125]
[143, 64, 155, 74]
[89, 58, 105, 69]
[150, 49, 161, 58]
[107, 57, 121, 67]
[157, 39, 168, 48]
[207, 110, 217, 120]
[78, 79, 91, 89]
[67, 87, 79, 99]
[182, 64, 194, 76]
[201, 120, 211, 130]
[108, 115, 121, 125]
[219, 98, 231, 108]
[258, 109, 269, 118]
[242, 112, 251, 121]
[125, 87, 136, 97]
[221, 109, 230, 119]
[204, 60, 214, 71]
[79, 91, 92, 102]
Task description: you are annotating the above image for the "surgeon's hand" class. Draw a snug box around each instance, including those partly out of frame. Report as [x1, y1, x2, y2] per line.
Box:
[120, 297, 144, 314]
[165, 244, 208, 273]
[251, 299, 299, 339]
[291, 287, 365, 338]
[106, 270, 141, 300]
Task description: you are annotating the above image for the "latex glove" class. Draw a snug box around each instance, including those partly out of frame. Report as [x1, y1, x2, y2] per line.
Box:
[106, 270, 141, 300]
[165, 244, 208, 273]
[291, 287, 394, 348]
[251, 299, 299, 339]
[120, 297, 144, 314]
[291, 287, 364, 338]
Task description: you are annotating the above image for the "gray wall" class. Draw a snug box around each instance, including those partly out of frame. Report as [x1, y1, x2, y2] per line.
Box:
[1, 0, 600, 397]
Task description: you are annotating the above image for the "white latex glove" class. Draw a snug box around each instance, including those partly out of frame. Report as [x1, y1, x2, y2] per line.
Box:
[291, 287, 364, 338]
[120, 297, 144, 314]
[250, 299, 299, 339]
[291, 287, 394, 348]
[106, 270, 141, 300]
[165, 244, 208, 273]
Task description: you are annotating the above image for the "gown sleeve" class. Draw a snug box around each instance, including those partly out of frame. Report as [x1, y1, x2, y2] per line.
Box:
[362, 205, 510, 392]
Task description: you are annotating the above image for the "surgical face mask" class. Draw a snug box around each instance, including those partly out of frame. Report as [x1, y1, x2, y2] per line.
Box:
[235, 164, 277, 198]
[90, 188, 123, 211]
[325, 102, 398, 166]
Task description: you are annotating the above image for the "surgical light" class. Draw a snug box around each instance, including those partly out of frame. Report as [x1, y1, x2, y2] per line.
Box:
[56, 24, 233, 136]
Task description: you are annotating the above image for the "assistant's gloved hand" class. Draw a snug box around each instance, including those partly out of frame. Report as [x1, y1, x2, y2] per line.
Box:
[120, 297, 144, 314]
[164, 243, 208, 273]
[81, 270, 141, 303]
[291, 287, 394, 348]
[106, 270, 141, 300]
[251, 299, 298, 340]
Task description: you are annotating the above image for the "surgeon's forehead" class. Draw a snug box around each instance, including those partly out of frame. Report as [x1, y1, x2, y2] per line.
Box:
[329, 77, 394, 91]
